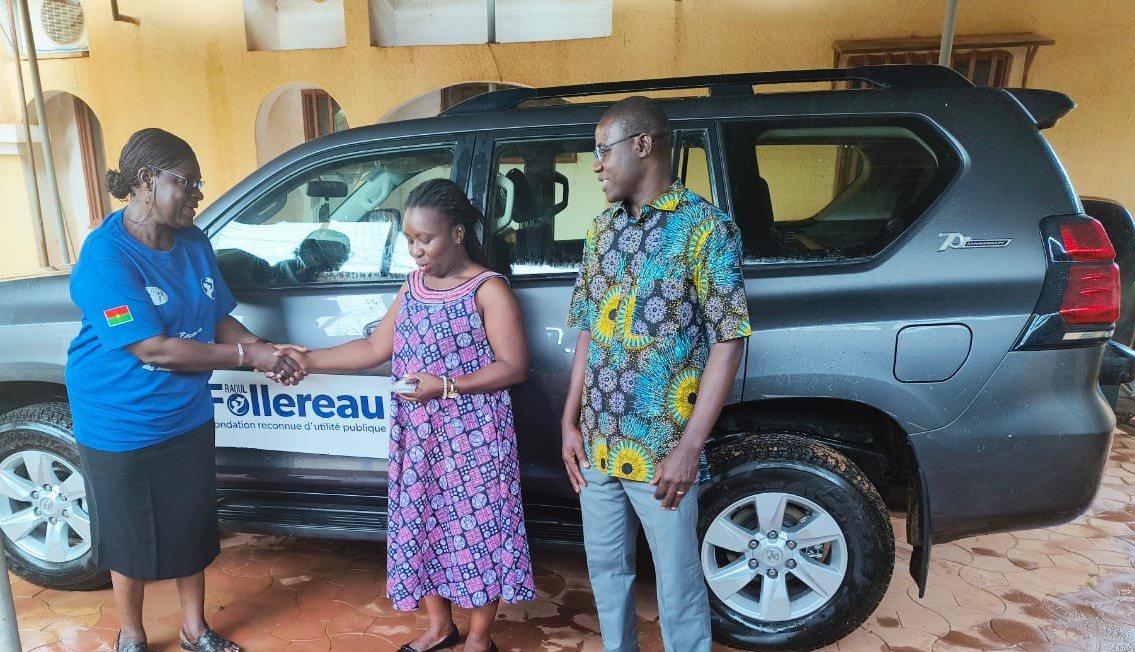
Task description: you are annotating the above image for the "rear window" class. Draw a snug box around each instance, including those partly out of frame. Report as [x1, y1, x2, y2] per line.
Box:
[722, 121, 952, 263]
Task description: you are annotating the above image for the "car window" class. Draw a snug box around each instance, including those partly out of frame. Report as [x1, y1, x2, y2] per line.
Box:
[213, 148, 454, 288]
[486, 130, 718, 276]
[722, 122, 941, 263]
[486, 136, 603, 276]
[674, 130, 717, 206]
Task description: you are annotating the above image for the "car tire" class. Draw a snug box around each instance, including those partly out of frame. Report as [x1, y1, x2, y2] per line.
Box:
[0, 402, 109, 591]
[699, 432, 894, 652]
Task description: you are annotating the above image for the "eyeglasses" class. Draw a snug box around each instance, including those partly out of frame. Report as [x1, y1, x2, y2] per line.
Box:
[593, 132, 646, 161]
[159, 169, 205, 193]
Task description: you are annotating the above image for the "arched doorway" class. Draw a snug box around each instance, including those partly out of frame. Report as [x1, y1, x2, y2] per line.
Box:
[256, 83, 348, 166]
[26, 91, 110, 263]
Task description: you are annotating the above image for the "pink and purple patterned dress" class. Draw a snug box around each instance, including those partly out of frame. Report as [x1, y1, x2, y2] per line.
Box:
[386, 269, 536, 611]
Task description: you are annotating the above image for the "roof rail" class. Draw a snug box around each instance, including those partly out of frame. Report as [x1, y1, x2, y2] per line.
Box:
[441, 65, 972, 116]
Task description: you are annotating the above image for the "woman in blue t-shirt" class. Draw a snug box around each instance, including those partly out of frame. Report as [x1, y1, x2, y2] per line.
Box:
[66, 129, 300, 652]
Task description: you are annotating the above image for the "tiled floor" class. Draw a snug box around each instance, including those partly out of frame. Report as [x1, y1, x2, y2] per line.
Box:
[11, 429, 1135, 652]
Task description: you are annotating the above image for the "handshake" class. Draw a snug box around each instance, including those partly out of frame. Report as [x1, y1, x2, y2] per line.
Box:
[240, 342, 309, 386]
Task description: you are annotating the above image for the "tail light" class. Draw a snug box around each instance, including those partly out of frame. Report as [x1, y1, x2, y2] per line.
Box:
[1060, 264, 1120, 325]
[1016, 215, 1120, 349]
[1059, 221, 1116, 261]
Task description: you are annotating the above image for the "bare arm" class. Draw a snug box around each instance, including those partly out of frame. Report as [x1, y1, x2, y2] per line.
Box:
[126, 336, 290, 374]
[560, 329, 592, 492]
[214, 315, 269, 346]
[461, 277, 528, 390]
[652, 337, 745, 509]
[293, 286, 404, 372]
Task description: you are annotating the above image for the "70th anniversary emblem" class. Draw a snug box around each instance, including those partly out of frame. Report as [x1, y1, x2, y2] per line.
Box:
[938, 232, 1013, 252]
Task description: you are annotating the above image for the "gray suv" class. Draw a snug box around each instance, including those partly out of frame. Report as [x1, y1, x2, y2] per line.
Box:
[0, 65, 1129, 651]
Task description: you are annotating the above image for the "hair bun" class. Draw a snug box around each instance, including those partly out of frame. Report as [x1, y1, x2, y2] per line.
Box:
[105, 169, 132, 200]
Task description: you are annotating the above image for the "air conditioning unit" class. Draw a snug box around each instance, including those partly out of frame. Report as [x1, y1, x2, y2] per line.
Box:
[1, 0, 88, 58]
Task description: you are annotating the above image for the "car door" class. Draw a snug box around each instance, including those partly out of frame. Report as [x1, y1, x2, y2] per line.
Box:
[469, 123, 737, 510]
[203, 135, 472, 495]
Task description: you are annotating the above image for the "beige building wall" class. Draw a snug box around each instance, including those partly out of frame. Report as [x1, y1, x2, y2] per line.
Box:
[0, 128, 40, 277]
[1, 0, 1133, 277]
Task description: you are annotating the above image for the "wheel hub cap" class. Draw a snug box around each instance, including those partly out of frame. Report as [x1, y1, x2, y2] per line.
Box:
[0, 448, 91, 564]
[701, 491, 849, 622]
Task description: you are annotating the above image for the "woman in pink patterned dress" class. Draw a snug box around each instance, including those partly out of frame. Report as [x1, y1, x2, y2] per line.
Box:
[285, 179, 535, 652]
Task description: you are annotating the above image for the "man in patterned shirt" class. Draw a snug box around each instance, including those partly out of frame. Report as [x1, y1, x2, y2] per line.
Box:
[561, 96, 751, 651]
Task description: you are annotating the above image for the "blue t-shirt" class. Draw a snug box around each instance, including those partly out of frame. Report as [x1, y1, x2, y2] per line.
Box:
[65, 210, 237, 451]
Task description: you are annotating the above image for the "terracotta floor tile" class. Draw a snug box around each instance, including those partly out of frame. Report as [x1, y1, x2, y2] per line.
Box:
[57, 626, 117, 652]
[206, 598, 262, 633]
[250, 602, 301, 631]
[989, 616, 1049, 646]
[932, 543, 975, 566]
[37, 589, 102, 617]
[1005, 548, 1055, 571]
[328, 633, 397, 651]
[834, 628, 889, 651]
[17, 629, 59, 650]
[1050, 550, 1102, 575]
[323, 605, 377, 638]
[893, 599, 951, 636]
[270, 554, 316, 581]
[269, 616, 329, 642]
[206, 569, 276, 601]
[13, 429, 1135, 652]
[866, 623, 940, 650]
[282, 640, 333, 652]
[8, 574, 46, 599]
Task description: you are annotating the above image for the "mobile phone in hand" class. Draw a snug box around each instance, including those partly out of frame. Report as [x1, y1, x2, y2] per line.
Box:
[392, 378, 419, 394]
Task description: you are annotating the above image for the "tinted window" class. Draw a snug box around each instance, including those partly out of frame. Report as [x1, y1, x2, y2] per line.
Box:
[487, 136, 603, 276]
[213, 148, 454, 288]
[723, 123, 941, 263]
[486, 130, 718, 276]
[674, 130, 717, 206]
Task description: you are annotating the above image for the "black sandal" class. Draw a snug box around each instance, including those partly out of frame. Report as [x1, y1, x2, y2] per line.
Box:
[114, 632, 147, 652]
[179, 628, 240, 652]
[397, 623, 460, 652]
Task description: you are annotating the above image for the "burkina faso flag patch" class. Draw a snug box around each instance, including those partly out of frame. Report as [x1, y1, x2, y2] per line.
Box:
[103, 305, 133, 327]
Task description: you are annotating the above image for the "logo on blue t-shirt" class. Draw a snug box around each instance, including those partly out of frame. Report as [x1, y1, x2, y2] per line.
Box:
[201, 277, 215, 300]
[146, 286, 168, 305]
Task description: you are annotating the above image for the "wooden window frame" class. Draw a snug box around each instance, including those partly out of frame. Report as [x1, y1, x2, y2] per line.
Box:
[843, 49, 1013, 88]
[75, 98, 109, 227]
[834, 32, 1053, 88]
[301, 89, 343, 141]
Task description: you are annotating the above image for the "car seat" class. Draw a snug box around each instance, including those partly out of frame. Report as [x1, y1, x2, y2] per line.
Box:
[272, 228, 352, 284]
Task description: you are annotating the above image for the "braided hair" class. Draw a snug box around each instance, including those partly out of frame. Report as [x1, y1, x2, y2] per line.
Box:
[105, 128, 195, 200]
[404, 179, 488, 267]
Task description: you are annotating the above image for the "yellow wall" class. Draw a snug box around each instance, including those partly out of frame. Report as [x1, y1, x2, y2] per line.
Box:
[0, 154, 41, 276]
[1, 0, 1134, 277]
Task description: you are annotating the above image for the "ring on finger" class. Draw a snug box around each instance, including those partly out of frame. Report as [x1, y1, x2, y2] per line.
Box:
[676, 490, 686, 495]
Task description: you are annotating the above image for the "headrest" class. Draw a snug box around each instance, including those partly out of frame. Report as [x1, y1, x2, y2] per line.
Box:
[505, 168, 538, 224]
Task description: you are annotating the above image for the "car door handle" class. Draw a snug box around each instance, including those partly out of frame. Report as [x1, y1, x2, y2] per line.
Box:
[364, 317, 382, 337]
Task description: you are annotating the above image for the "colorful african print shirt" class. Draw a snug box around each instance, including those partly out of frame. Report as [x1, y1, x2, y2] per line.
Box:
[566, 180, 751, 483]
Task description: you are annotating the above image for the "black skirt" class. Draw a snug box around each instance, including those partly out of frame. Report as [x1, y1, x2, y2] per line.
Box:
[77, 419, 220, 581]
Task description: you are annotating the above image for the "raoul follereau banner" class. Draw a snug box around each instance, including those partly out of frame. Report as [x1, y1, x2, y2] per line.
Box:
[209, 370, 391, 458]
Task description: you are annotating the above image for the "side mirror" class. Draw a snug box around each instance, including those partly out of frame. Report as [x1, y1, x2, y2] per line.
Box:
[306, 180, 349, 198]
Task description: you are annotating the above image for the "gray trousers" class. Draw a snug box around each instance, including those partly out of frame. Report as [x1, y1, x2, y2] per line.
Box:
[579, 466, 712, 652]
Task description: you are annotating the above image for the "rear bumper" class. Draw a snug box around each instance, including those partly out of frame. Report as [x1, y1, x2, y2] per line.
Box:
[909, 347, 1114, 543]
